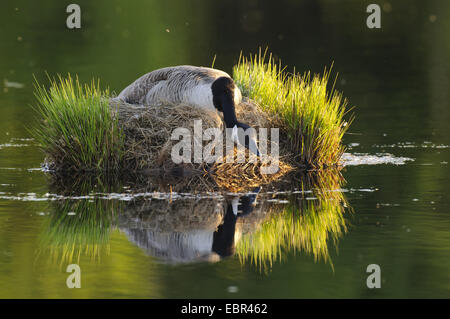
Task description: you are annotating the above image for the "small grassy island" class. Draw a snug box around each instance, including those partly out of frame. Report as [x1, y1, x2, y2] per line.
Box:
[31, 50, 352, 189]
[233, 51, 352, 168]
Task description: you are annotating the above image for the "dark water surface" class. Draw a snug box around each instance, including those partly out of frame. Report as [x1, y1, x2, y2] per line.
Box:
[0, 0, 449, 298]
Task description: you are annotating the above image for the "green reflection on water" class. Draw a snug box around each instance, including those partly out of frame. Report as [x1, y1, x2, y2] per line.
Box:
[38, 199, 118, 266]
[36, 170, 350, 276]
[236, 170, 349, 271]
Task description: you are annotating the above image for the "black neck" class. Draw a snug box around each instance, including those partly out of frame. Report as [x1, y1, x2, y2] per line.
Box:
[220, 94, 239, 128]
[212, 203, 237, 257]
[211, 77, 240, 128]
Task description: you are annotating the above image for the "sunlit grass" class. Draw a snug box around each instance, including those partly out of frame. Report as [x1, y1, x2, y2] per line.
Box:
[31, 74, 124, 171]
[233, 49, 353, 168]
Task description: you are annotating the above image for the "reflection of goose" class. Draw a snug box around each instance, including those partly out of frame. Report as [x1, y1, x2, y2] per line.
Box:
[121, 228, 219, 263]
[119, 188, 260, 263]
[213, 187, 260, 257]
[117, 66, 260, 155]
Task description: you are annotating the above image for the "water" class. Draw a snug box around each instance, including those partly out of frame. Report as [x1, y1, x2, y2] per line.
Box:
[1, 0, 450, 298]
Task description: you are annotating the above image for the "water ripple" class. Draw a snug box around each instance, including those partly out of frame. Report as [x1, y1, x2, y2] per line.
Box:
[341, 152, 414, 166]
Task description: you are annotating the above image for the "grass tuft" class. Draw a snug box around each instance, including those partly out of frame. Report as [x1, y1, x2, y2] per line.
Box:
[233, 49, 353, 168]
[31, 74, 124, 171]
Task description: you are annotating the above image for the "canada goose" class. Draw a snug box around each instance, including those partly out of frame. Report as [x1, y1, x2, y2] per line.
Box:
[117, 65, 260, 156]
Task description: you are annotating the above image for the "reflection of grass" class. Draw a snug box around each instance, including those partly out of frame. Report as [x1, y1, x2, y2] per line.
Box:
[39, 175, 121, 266]
[299, 169, 347, 202]
[40, 199, 118, 266]
[233, 49, 353, 168]
[236, 170, 349, 271]
[31, 75, 124, 171]
[47, 171, 124, 196]
[237, 199, 347, 270]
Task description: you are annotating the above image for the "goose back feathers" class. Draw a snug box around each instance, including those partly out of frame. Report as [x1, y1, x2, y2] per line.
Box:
[117, 65, 242, 111]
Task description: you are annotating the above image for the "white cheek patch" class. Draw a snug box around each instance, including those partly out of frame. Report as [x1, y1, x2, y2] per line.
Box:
[231, 125, 238, 142]
[234, 86, 242, 105]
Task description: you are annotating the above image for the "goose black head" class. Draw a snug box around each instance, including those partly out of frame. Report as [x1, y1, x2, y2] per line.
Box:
[211, 76, 236, 114]
[211, 77, 261, 156]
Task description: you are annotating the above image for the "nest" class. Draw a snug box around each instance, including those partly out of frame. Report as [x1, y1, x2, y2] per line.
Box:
[212, 155, 292, 192]
[114, 99, 220, 170]
[111, 97, 292, 191]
